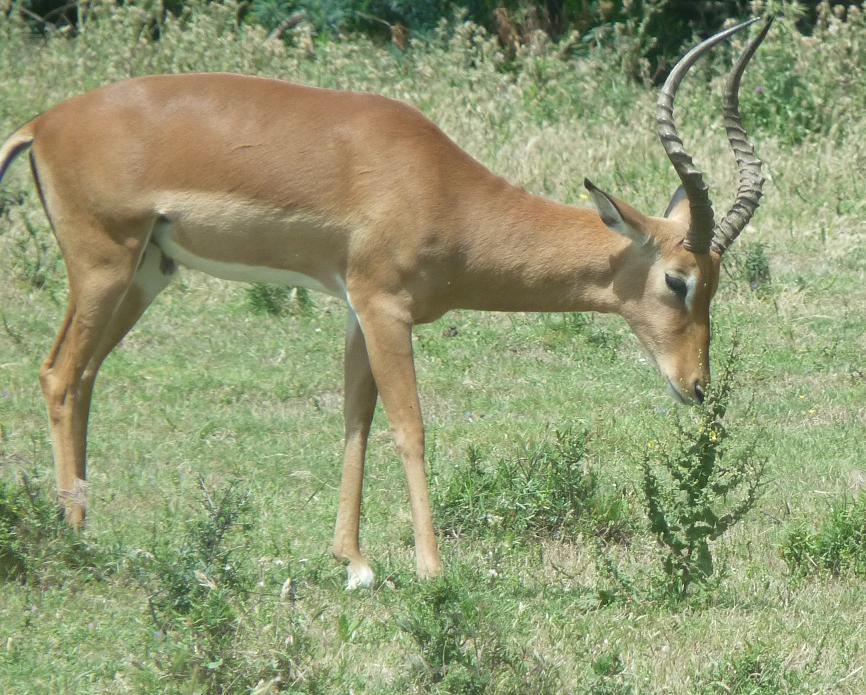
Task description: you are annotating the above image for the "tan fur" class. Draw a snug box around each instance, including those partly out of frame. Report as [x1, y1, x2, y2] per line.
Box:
[0, 73, 722, 582]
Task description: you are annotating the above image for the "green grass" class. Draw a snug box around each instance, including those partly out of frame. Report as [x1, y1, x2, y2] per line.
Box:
[1, 2, 866, 692]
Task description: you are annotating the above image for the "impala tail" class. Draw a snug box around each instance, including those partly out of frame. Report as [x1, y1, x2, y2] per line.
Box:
[0, 122, 35, 185]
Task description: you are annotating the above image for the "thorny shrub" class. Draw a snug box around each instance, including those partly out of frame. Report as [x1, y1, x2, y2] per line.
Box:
[597, 343, 767, 603]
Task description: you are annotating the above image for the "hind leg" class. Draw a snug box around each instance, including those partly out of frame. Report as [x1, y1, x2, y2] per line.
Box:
[333, 310, 378, 589]
[41, 237, 172, 526]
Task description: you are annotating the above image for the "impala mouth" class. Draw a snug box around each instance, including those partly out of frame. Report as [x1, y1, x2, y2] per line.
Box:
[666, 380, 693, 405]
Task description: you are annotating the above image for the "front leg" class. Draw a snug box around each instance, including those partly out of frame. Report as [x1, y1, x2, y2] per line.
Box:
[354, 297, 443, 579]
[333, 310, 378, 589]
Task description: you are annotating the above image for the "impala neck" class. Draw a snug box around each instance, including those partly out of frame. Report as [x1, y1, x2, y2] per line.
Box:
[448, 182, 637, 315]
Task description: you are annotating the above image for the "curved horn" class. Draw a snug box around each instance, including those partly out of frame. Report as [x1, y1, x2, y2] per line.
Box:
[656, 17, 761, 254]
[712, 18, 773, 254]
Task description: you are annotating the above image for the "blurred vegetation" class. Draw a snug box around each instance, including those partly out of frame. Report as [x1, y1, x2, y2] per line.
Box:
[8, 0, 836, 81]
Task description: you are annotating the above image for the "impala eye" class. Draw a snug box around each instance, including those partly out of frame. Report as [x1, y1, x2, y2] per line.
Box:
[665, 274, 687, 298]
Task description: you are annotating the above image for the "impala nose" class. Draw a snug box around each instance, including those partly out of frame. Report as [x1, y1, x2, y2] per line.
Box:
[694, 382, 705, 405]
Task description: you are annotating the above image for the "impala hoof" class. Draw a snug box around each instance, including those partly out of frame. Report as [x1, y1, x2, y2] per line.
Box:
[59, 478, 88, 529]
[346, 563, 375, 590]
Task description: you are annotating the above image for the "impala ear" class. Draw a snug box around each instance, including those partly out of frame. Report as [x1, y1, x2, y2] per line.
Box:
[664, 185, 690, 223]
[584, 178, 651, 246]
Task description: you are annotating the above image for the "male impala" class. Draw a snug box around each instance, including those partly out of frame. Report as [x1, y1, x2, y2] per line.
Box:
[0, 19, 770, 587]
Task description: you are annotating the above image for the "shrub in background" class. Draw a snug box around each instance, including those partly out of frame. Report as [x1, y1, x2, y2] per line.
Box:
[15, 0, 844, 86]
[734, 2, 866, 144]
[781, 495, 866, 577]
[246, 283, 315, 316]
[131, 478, 329, 693]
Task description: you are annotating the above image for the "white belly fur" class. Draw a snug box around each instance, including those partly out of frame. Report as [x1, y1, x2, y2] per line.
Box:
[152, 222, 345, 299]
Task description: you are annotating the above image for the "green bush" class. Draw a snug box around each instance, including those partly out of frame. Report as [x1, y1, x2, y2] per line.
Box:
[781, 495, 866, 577]
[433, 429, 631, 543]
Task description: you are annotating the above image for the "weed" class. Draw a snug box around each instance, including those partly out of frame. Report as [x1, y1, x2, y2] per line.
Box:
[132, 479, 251, 689]
[743, 242, 772, 295]
[396, 575, 562, 694]
[396, 577, 490, 692]
[596, 344, 766, 603]
[131, 478, 329, 693]
[10, 215, 61, 292]
[433, 430, 631, 543]
[700, 643, 806, 694]
[725, 242, 772, 296]
[781, 495, 866, 577]
[639, 345, 766, 600]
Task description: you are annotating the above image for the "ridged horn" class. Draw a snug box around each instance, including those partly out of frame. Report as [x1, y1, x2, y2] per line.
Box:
[656, 17, 761, 254]
[712, 18, 773, 254]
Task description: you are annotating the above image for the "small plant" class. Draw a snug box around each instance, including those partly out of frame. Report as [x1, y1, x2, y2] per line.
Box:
[133, 479, 253, 691]
[743, 242, 772, 295]
[246, 283, 314, 316]
[722, 241, 772, 297]
[433, 429, 631, 543]
[781, 495, 866, 577]
[135, 480, 251, 683]
[0, 469, 106, 585]
[596, 343, 766, 604]
[639, 344, 766, 600]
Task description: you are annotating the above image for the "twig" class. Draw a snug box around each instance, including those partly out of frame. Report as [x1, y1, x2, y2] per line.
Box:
[1, 312, 23, 346]
[267, 11, 306, 41]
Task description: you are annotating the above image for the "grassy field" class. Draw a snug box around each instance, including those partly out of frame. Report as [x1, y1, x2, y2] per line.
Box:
[1, 2, 865, 693]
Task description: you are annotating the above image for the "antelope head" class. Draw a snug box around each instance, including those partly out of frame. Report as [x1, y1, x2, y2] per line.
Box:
[585, 18, 771, 404]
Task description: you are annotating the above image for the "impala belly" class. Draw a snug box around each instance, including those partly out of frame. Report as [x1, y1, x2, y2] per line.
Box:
[151, 193, 349, 298]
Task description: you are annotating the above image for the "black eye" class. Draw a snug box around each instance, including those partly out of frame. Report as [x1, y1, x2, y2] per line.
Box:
[665, 274, 687, 297]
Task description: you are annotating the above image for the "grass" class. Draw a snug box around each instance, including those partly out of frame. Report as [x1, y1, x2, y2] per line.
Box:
[1, 1, 866, 692]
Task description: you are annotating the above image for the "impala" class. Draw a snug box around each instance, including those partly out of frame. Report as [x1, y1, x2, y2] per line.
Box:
[0, 18, 770, 588]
